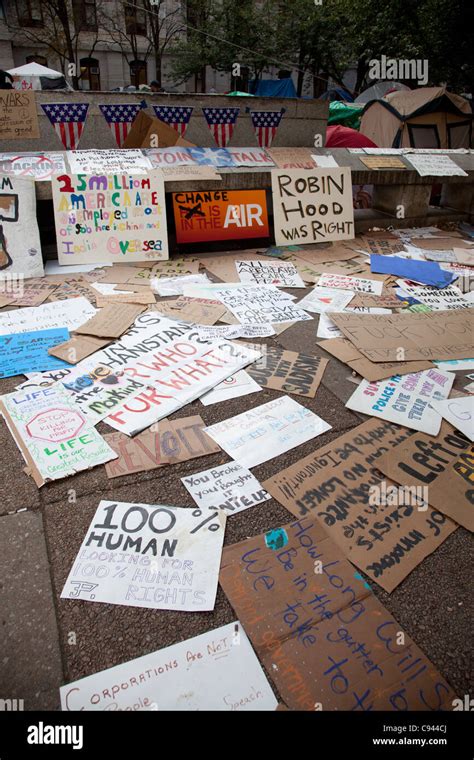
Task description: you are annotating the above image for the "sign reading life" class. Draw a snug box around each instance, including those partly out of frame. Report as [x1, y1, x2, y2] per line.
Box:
[271, 167, 355, 245]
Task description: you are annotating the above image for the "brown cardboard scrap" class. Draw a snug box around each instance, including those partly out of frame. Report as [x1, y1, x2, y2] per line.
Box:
[359, 156, 407, 170]
[95, 292, 156, 306]
[123, 110, 195, 149]
[376, 421, 473, 532]
[262, 418, 456, 592]
[317, 338, 433, 382]
[104, 415, 220, 478]
[247, 347, 328, 397]
[329, 311, 473, 362]
[47, 334, 110, 363]
[266, 147, 317, 169]
[220, 518, 457, 710]
[0, 90, 40, 140]
[153, 295, 226, 325]
[75, 303, 144, 338]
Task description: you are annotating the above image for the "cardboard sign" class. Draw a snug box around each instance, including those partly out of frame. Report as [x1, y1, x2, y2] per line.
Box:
[210, 284, 311, 325]
[7, 281, 58, 307]
[75, 303, 144, 339]
[204, 395, 331, 468]
[161, 164, 221, 181]
[67, 149, 153, 175]
[154, 296, 226, 325]
[0, 328, 69, 378]
[376, 421, 473, 532]
[0, 174, 43, 278]
[220, 518, 457, 710]
[359, 156, 406, 170]
[272, 168, 355, 245]
[0, 152, 66, 180]
[430, 397, 474, 442]
[0, 386, 117, 487]
[151, 273, 210, 297]
[0, 90, 40, 140]
[0, 297, 96, 336]
[318, 338, 433, 382]
[60, 622, 278, 712]
[61, 500, 226, 611]
[266, 148, 316, 169]
[318, 272, 383, 295]
[173, 190, 269, 244]
[52, 171, 169, 265]
[48, 335, 110, 364]
[45, 278, 99, 306]
[317, 307, 391, 339]
[236, 260, 305, 288]
[200, 370, 262, 405]
[104, 415, 220, 478]
[330, 311, 473, 362]
[124, 111, 195, 149]
[247, 347, 328, 398]
[297, 286, 354, 314]
[262, 419, 456, 592]
[346, 369, 454, 435]
[181, 462, 270, 516]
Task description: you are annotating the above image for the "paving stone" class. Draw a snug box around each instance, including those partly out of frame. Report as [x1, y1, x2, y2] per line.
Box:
[0, 511, 63, 710]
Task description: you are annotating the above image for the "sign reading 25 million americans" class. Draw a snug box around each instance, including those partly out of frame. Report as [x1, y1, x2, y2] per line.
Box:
[271, 167, 355, 245]
[172, 190, 269, 244]
[51, 170, 169, 265]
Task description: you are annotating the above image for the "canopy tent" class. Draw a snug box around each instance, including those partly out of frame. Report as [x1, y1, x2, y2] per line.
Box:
[328, 101, 364, 129]
[360, 86, 473, 148]
[325, 124, 377, 148]
[355, 80, 409, 104]
[249, 78, 297, 98]
[7, 62, 69, 91]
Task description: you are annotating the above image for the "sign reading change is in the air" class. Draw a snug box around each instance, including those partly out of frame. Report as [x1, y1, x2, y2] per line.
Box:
[271, 167, 355, 245]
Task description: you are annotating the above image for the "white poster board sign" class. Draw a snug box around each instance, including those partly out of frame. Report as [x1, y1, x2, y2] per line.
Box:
[0, 174, 43, 278]
[181, 462, 270, 515]
[67, 149, 153, 175]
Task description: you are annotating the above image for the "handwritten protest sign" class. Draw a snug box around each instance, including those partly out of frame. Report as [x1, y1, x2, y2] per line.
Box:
[317, 272, 383, 295]
[151, 273, 211, 296]
[154, 296, 226, 325]
[52, 171, 169, 265]
[104, 415, 220, 478]
[200, 370, 262, 405]
[0, 386, 117, 487]
[61, 500, 226, 611]
[197, 324, 275, 341]
[318, 338, 433, 382]
[210, 284, 311, 325]
[395, 281, 471, 310]
[330, 311, 473, 362]
[271, 167, 355, 245]
[0, 175, 43, 278]
[296, 286, 354, 314]
[6, 281, 58, 307]
[262, 419, 456, 592]
[67, 149, 153, 175]
[173, 190, 269, 244]
[220, 518, 457, 709]
[317, 308, 391, 339]
[0, 328, 69, 378]
[429, 397, 473, 442]
[0, 152, 66, 180]
[405, 154, 468, 177]
[0, 297, 96, 336]
[247, 347, 328, 398]
[345, 369, 454, 435]
[376, 421, 473, 532]
[181, 462, 270, 516]
[236, 260, 305, 288]
[266, 147, 316, 169]
[60, 622, 277, 711]
[48, 334, 110, 364]
[0, 91, 40, 140]
[204, 396, 331, 468]
[75, 303, 144, 339]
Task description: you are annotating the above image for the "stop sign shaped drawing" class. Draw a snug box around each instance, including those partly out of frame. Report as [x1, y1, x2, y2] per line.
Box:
[26, 408, 85, 442]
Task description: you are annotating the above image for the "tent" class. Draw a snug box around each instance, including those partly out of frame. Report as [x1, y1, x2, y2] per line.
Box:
[7, 62, 69, 91]
[360, 87, 473, 148]
[355, 80, 409, 104]
[249, 78, 297, 98]
[320, 87, 354, 102]
[328, 101, 364, 129]
[325, 125, 377, 148]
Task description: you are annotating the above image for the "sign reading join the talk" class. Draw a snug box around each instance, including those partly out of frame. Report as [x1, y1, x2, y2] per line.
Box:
[271, 167, 355, 245]
[172, 190, 269, 244]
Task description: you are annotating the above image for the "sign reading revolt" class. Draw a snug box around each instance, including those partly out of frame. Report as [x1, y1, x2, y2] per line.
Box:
[172, 190, 269, 243]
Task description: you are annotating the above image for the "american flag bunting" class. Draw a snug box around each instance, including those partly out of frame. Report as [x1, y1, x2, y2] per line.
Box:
[41, 103, 89, 150]
[99, 104, 143, 147]
[202, 107, 240, 148]
[153, 105, 193, 136]
[250, 110, 284, 148]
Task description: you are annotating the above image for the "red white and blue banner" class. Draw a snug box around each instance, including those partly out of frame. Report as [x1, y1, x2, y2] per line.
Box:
[249, 110, 284, 148]
[41, 103, 89, 150]
[99, 103, 143, 147]
[153, 105, 194, 136]
[202, 107, 240, 148]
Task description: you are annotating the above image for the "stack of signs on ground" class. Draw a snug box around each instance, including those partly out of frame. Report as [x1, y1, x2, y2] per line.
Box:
[376, 420, 473, 532]
[209, 285, 311, 325]
[345, 368, 455, 435]
[220, 518, 457, 709]
[60, 622, 277, 711]
[61, 500, 225, 611]
[262, 418, 456, 592]
[235, 260, 305, 288]
[181, 462, 271, 516]
[0, 386, 117, 487]
[204, 396, 331, 468]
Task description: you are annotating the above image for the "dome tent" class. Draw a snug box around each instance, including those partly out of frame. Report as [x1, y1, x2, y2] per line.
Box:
[359, 86, 473, 148]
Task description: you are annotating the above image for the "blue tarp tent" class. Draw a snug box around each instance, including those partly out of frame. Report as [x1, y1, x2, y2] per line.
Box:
[320, 87, 354, 102]
[249, 78, 297, 98]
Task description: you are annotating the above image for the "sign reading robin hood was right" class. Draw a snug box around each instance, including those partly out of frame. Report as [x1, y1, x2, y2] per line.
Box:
[271, 167, 355, 245]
